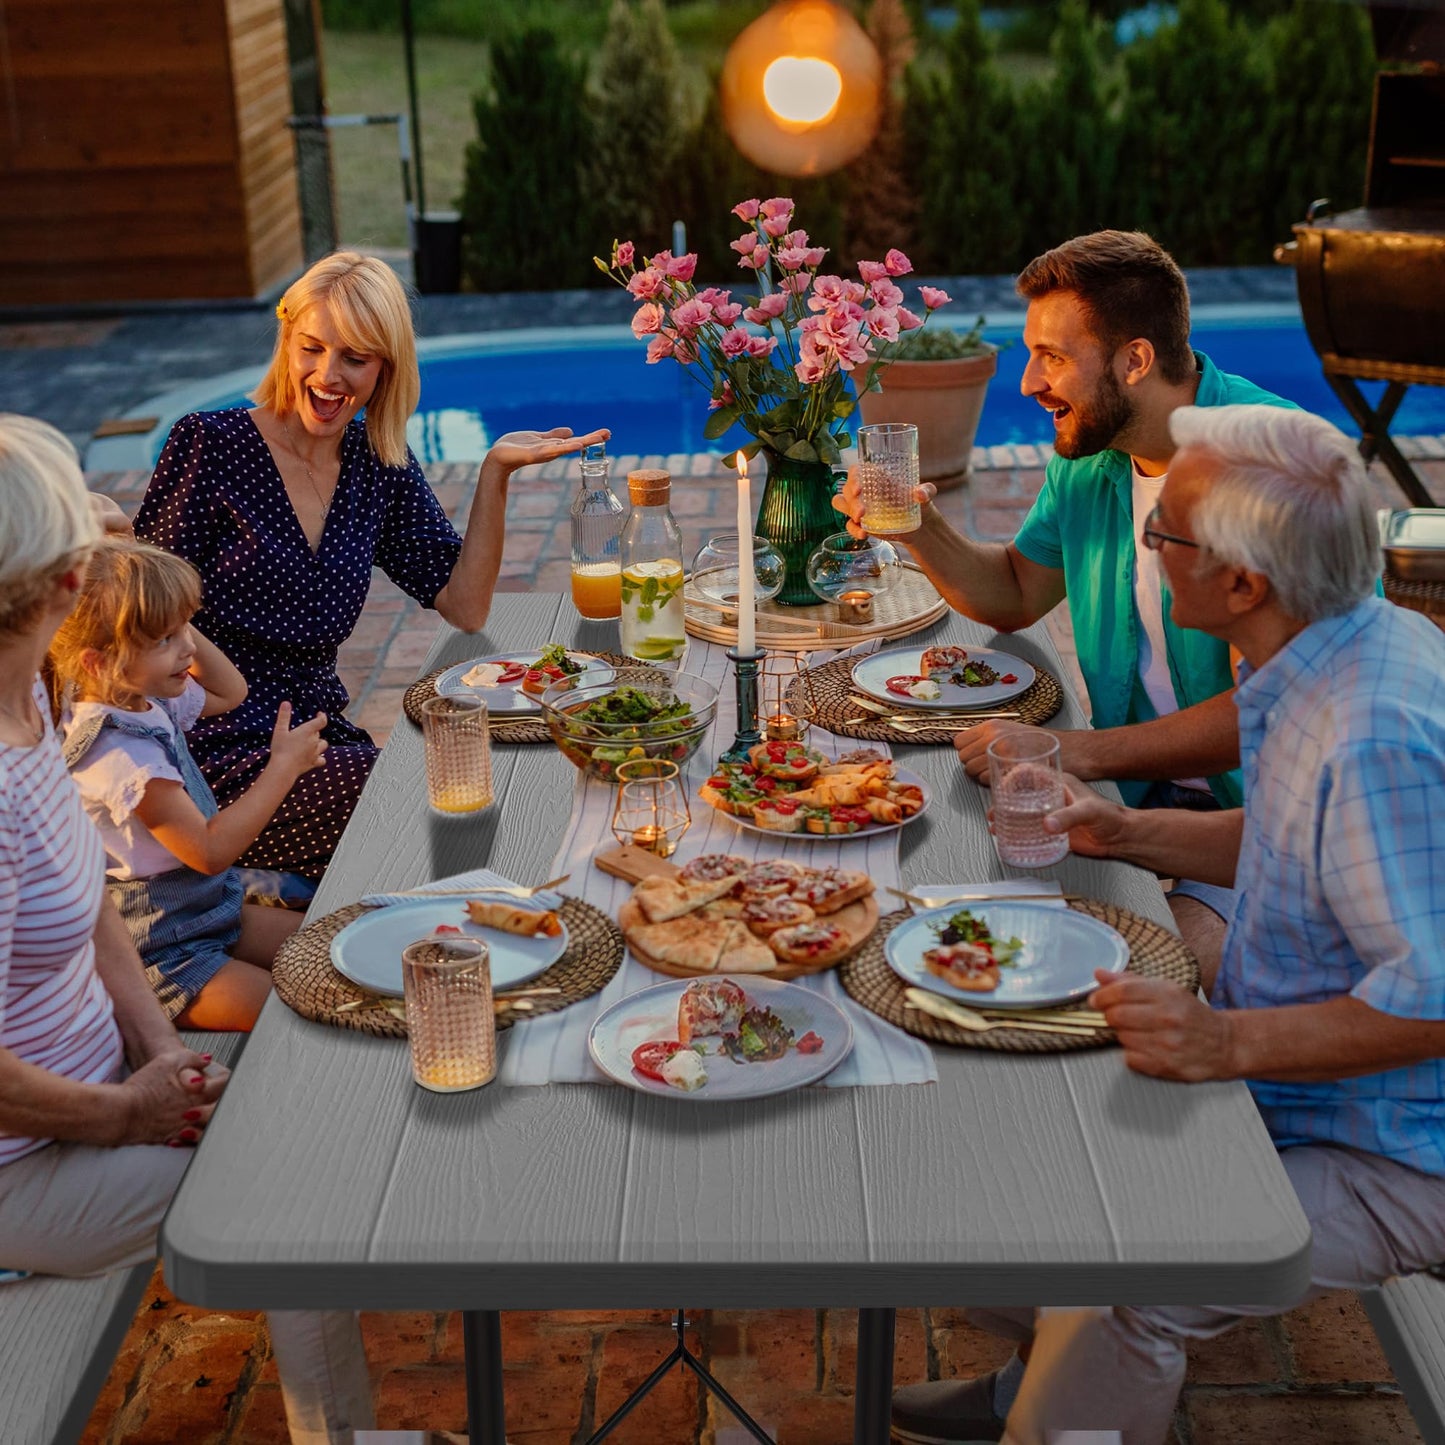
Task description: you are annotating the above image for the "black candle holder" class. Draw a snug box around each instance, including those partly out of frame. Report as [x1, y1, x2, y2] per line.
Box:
[720, 647, 766, 764]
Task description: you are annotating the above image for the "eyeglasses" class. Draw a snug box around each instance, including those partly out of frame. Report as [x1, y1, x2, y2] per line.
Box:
[1141, 504, 1200, 552]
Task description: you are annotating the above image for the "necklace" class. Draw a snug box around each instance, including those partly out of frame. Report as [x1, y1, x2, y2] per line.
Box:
[0, 694, 41, 745]
[286, 416, 337, 523]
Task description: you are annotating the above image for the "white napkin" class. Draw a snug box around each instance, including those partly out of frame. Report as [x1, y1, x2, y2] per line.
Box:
[360, 868, 565, 912]
[909, 880, 1066, 909]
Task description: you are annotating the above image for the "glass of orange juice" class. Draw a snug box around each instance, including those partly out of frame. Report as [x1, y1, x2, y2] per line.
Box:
[571, 561, 623, 619]
[420, 695, 493, 814]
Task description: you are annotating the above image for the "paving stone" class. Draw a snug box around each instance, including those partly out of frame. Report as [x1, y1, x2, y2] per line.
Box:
[374, 1364, 469, 1433]
[1282, 1290, 1394, 1384]
[1185, 1388, 1423, 1444]
[1184, 1318, 1281, 1385]
[230, 1380, 292, 1443]
[361, 1310, 445, 1366]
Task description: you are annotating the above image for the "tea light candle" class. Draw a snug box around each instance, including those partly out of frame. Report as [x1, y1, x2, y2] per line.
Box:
[632, 824, 667, 853]
[837, 589, 875, 623]
[736, 452, 757, 656]
[765, 712, 801, 742]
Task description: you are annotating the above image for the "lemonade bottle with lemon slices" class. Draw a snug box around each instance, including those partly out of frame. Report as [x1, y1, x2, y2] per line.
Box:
[619, 468, 685, 663]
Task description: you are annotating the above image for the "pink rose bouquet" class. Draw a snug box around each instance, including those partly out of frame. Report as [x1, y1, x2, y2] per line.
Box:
[595, 197, 951, 468]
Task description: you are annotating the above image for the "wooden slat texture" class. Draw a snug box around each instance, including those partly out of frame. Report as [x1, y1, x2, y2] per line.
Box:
[162, 600, 1311, 1318]
[0, 0, 301, 303]
[1362, 1275, 1445, 1444]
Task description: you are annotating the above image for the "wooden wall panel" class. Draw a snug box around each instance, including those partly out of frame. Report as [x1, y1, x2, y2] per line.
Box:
[0, 0, 303, 305]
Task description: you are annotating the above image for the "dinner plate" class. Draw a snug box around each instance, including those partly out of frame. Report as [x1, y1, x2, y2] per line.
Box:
[435, 652, 614, 715]
[329, 899, 568, 997]
[714, 766, 932, 842]
[852, 645, 1036, 710]
[884, 902, 1128, 1009]
[588, 976, 853, 1100]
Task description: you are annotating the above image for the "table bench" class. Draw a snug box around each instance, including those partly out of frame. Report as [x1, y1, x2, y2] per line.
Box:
[1362, 1272, 1445, 1445]
[0, 1031, 245, 1445]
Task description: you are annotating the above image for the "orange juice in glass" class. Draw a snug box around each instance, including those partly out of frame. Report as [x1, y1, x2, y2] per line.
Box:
[571, 561, 622, 619]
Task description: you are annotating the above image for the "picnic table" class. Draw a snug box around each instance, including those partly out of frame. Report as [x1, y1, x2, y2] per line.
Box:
[161, 593, 1311, 1445]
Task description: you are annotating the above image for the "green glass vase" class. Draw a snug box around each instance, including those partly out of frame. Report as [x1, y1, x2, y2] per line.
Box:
[755, 452, 846, 606]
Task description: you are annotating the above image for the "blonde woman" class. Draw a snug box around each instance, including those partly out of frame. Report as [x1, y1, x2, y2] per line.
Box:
[135, 250, 607, 880]
[0, 414, 373, 1444]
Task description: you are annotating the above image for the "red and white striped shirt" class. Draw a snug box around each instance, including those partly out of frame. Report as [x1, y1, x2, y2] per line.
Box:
[0, 681, 122, 1166]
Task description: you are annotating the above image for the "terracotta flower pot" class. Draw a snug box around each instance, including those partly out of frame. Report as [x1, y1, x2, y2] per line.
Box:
[857, 349, 998, 491]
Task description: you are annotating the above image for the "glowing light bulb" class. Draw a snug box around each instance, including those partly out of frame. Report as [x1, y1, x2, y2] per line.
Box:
[762, 55, 842, 125]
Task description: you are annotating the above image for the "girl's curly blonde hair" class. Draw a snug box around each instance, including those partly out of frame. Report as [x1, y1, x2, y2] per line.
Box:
[47, 538, 203, 716]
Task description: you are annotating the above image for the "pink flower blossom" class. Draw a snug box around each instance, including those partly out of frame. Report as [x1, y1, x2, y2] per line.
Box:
[615, 240, 634, 268]
[674, 337, 698, 364]
[732, 198, 760, 221]
[865, 307, 901, 342]
[666, 252, 698, 282]
[780, 272, 811, 294]
[713, 301, 743, 326]
[719, 327, 752, 359]
[884, 248, 913, 277]
[760, 213, 791, 238]
[782, 229, 809, 249]
[746, 335, 778, 359]
[869, 279, 904, 309]
[796, 352, 830, 385]
[746, 292, 788, 322]
[919, 286, 953, 310]
[631, 302, 665, 338]
[709, 380, 736, 410]
[730, 231, 761, 258]
[694, 287, 727, 309]
[626, 267, 666, 300]
[670, 297, 711, 334]
[776, 246, 812, 272]
[804, 247, 826, 268]
[809, 274, 848, 309]
[760, 196, 794, 221]
[648, 250, 673, 271]
[858, 259, 889, 284]
[841, 279, 867, 304]
[737, 244, 770, 271]
[895, 306, 924, 331]
[645, 334, 675, 363]
[809, 312, 870, 372]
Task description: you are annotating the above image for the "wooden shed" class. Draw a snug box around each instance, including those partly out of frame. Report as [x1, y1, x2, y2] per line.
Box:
[0, 0, 304, 305]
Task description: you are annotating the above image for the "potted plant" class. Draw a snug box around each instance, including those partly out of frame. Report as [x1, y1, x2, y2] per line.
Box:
[595, 199, 953, 602]
[858, 316, 998, 491]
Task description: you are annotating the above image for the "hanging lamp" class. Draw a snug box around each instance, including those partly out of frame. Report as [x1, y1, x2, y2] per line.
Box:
[721, 0, 882, 178]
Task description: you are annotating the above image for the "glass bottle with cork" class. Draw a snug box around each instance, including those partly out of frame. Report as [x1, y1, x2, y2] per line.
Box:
[619, 468, 686, 662]
[569, 441, 625, 619]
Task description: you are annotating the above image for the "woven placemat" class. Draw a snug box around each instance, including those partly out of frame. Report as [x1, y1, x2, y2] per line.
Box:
[272, 895, 625, 1037]
[1385, 572, 1445, 617]
[839, 900, 1199, 1053]
[402, 651, 635, 741]
[787, 654, 1063, 743]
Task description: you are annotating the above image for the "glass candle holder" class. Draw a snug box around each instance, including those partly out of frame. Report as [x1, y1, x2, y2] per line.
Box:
[611, 758, 691, 857]
[690, 533, 786, 624]
[421, 695, 493, 815]
[804, 530, 900, 608]
[761, 651, 815, 743]
[401, 935, 497, 1092]
[987, 731, 1069, 869]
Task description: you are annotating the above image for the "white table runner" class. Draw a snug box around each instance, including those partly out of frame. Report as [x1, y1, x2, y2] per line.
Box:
[499, 635, 938, 1088]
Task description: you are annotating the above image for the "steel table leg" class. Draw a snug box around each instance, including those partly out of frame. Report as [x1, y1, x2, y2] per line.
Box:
[463, 1310, 506, 1445]
[854, 1307, 896, 1445]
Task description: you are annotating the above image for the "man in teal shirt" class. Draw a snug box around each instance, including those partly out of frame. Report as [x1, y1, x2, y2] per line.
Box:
[836, 230, 1293, 967]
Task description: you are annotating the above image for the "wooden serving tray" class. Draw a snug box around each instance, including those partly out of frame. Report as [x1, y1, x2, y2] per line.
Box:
[596, 846, 880, 981]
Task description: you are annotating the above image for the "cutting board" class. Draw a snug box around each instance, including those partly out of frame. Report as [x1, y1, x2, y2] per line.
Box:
[596, 846, 880, 981]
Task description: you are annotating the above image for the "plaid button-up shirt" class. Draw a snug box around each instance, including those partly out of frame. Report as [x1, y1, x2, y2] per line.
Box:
[1216, 598, 1445, 1175]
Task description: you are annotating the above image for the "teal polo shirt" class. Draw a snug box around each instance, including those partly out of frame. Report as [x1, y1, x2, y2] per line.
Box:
[1012, 352, 1296, 809]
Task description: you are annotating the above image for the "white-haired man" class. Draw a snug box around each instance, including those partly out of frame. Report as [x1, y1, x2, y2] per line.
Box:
[891, 405, 1445, 1445]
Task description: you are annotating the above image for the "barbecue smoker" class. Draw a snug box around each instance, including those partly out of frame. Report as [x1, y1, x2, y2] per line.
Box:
[1276, 3, 1445, 507]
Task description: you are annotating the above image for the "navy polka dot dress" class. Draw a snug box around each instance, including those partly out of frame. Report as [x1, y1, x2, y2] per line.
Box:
[135, 409, 462, 880]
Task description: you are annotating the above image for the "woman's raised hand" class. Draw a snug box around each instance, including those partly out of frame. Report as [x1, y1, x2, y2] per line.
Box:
[485, 427, 612, 477]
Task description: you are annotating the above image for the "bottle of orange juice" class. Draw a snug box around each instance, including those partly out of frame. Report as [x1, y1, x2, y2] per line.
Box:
[569, 442, 624, 619]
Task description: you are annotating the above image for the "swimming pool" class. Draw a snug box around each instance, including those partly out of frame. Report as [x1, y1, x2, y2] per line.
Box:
[85, 308, 1445, 471]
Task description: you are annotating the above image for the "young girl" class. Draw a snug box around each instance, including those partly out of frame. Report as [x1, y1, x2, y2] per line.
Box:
[48, 538, 329, 1030]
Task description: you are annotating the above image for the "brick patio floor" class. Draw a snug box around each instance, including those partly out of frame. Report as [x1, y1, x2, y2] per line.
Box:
[76, 454, 1444, 1445]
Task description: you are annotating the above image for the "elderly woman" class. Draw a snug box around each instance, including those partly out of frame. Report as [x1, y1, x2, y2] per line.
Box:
[0, 415, 373, 1444]
[135, 251, 607, 880]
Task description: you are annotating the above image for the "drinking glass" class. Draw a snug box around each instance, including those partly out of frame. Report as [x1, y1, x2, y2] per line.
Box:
[611, 759, 691, 857]
[401, 935, 497, 1091]
[856, 422, 922, 535]
[421, 695, 493, 815]
[988, 731, 1069, 868]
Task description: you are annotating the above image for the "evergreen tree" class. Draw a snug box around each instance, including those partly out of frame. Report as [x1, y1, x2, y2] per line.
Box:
[459, 29, 592, 291]
[586, 0, 691, 262]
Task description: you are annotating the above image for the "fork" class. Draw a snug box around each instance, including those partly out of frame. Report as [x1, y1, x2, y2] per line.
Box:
[375, 873, 571, 900]
[904, 988, 1100, 1036]
[847, 695, 1021, 724]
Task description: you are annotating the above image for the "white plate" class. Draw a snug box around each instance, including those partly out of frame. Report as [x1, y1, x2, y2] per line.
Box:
[851, 646, 1035, 710]
[884, 902, 1128, 1009]
[435, 652, 614, 715]
[588, 976, 853, 1100]
[712, 766, 932, 842]
[329, 898, 568, 997]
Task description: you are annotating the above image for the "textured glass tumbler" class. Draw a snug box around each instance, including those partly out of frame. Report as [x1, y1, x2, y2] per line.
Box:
[857, 422, 922, 535]
[421, 695, 493, 815]
[402, 935, 496, 1092]
[988, 731, 1069, 869]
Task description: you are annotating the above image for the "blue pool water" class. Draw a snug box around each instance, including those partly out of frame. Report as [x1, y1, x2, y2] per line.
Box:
[104, 313, 1445, 469]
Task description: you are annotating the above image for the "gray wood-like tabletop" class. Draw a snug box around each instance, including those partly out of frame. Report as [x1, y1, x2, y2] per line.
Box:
[161, 595, 1310, 1314]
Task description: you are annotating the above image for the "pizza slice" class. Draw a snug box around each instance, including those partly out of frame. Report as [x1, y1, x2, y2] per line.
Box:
[632, 873, 742, 924]
[629, 916, 734, 972]
[715, 921, 780, 973]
